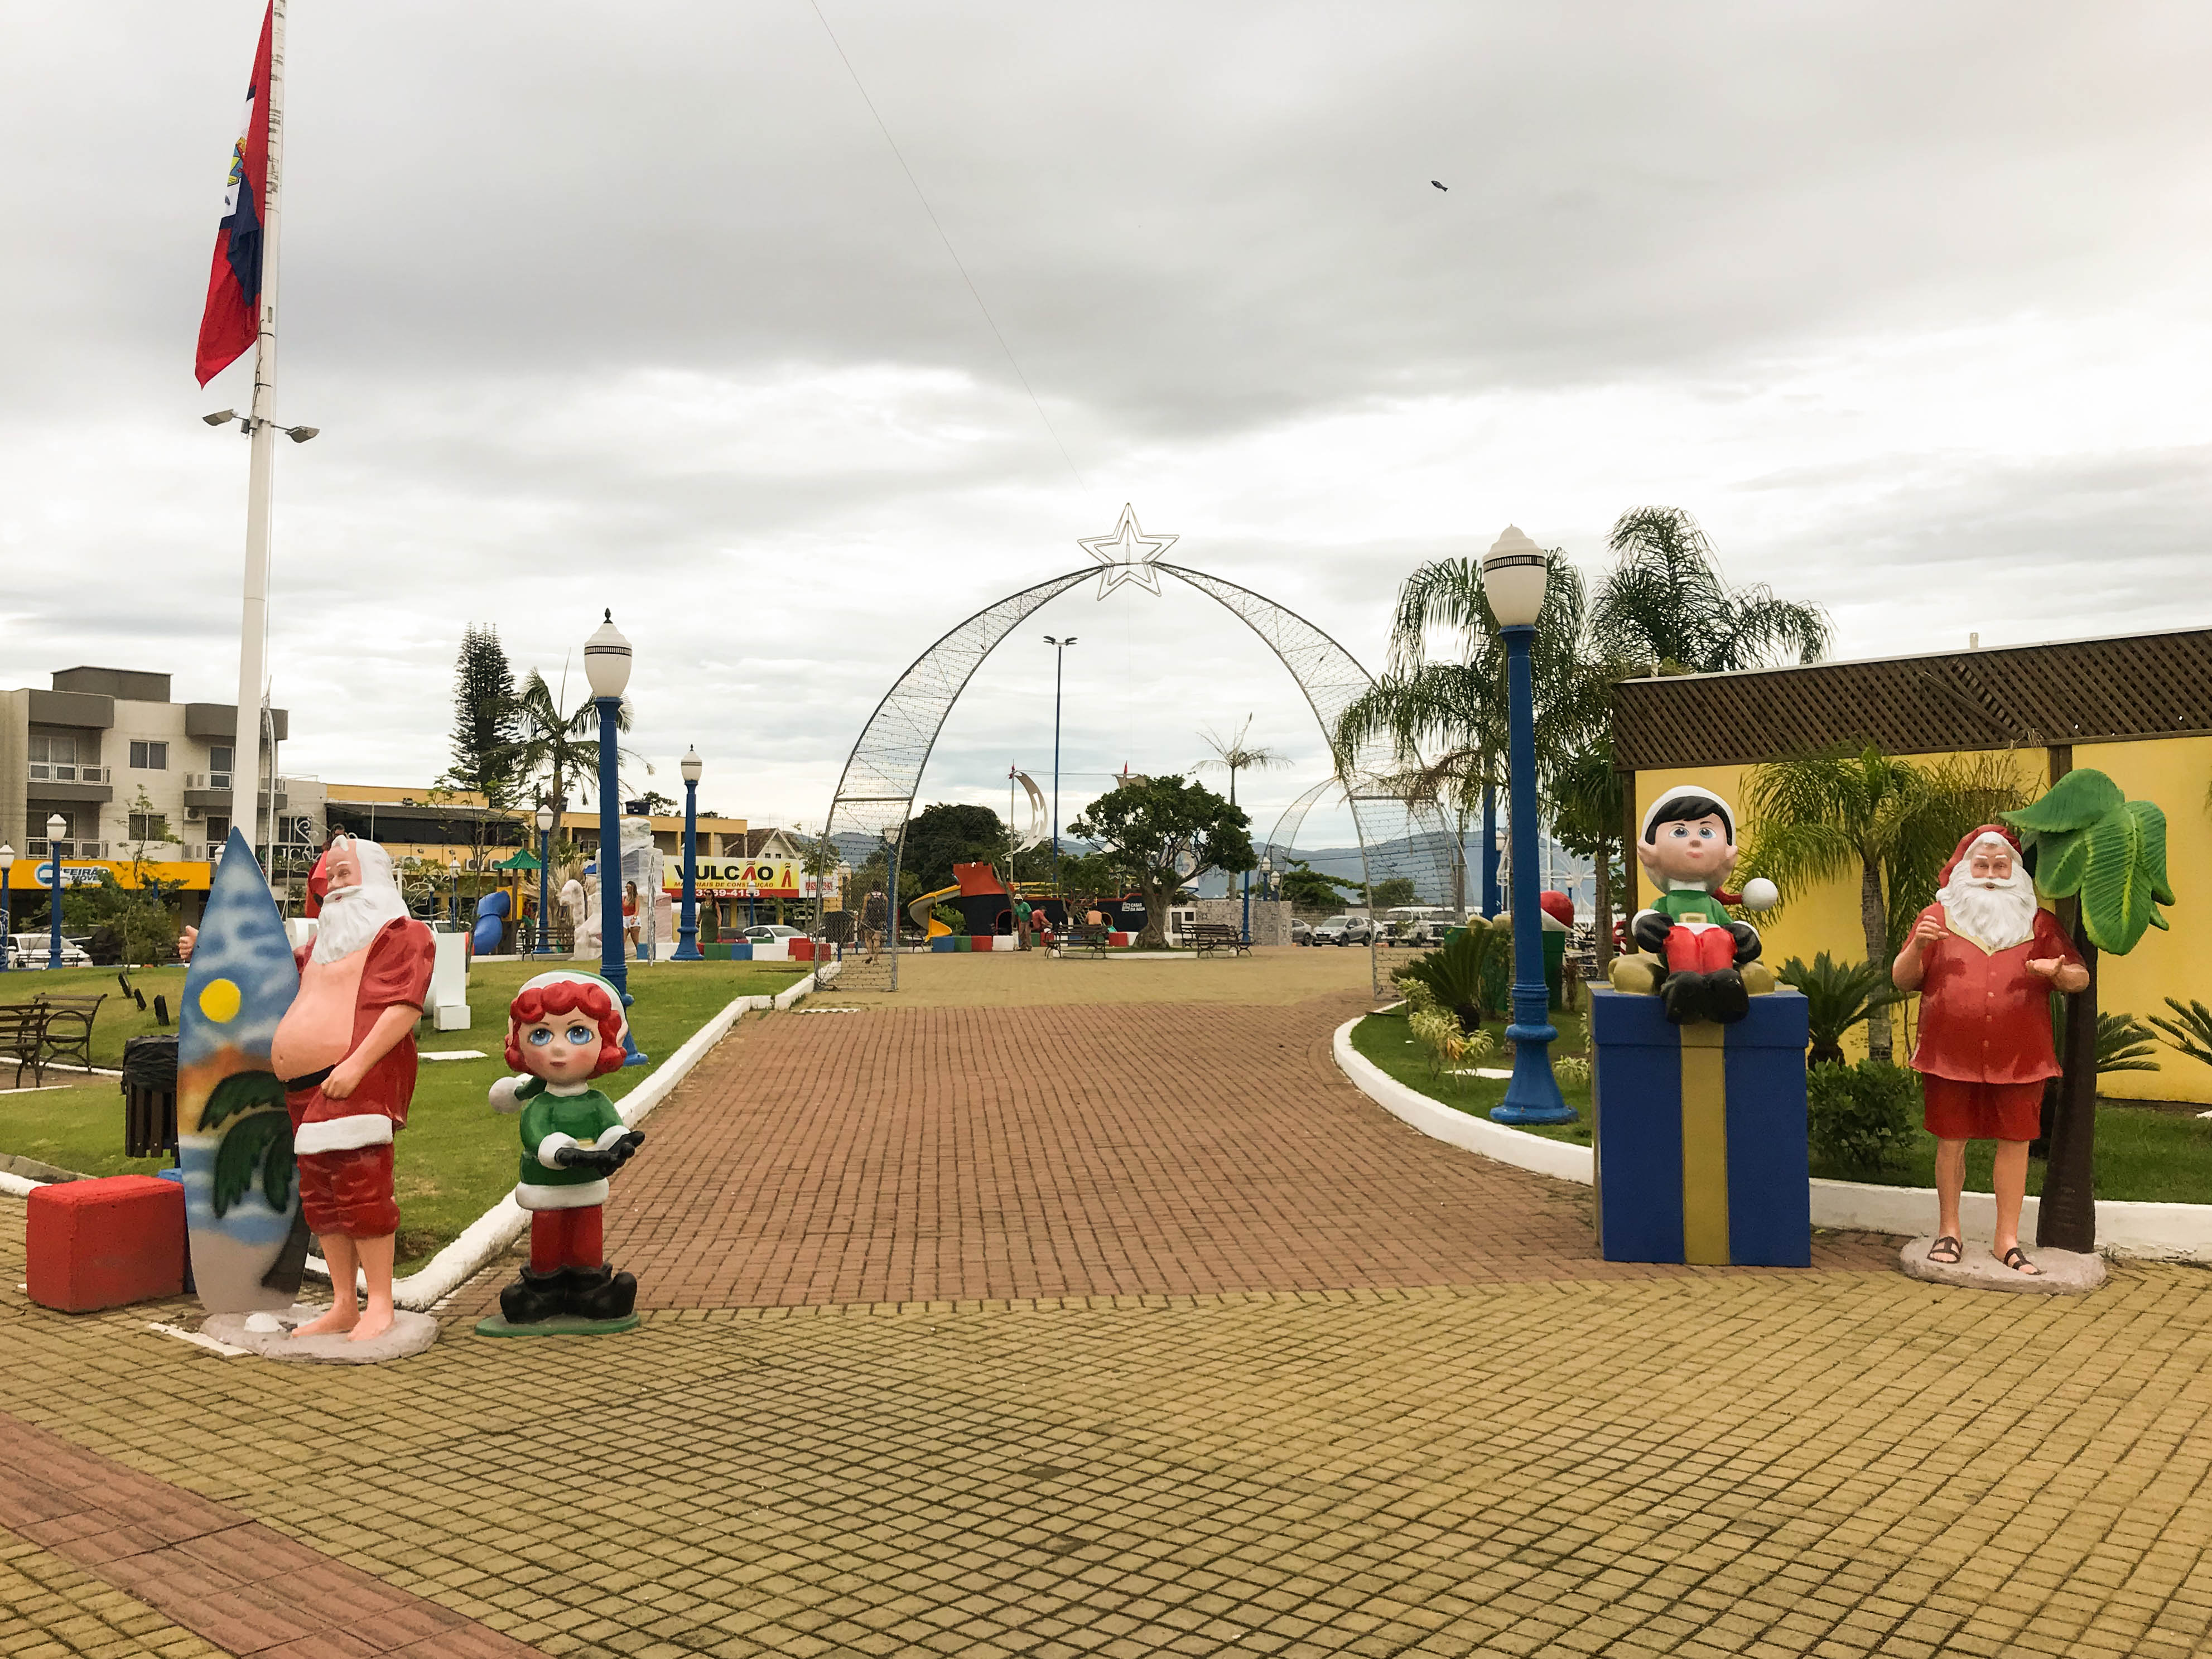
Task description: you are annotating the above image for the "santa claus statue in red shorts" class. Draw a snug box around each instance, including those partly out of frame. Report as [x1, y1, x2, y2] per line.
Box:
[269, 836, 435, 1340]
[1893, 825, 2087, 1277]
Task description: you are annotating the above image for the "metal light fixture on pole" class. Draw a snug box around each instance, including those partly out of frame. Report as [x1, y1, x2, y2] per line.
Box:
[673, 746, 703, 961]
[1044, 635, 1077, 893]
[534, 800, 557, 956]
[584, 611, 647, 1065]
[44, 814, 67, 972]
[0, 844, 14, 972]
[1482, 527, 1574, 1126]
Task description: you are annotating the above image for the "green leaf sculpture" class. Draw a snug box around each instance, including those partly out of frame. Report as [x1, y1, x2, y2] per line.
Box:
[2002, 768, 2174, 955]
[211, 1110, 292, 1218]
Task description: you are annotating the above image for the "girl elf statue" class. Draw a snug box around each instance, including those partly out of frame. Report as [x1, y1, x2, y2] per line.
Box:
[488, 970, 646, 1325]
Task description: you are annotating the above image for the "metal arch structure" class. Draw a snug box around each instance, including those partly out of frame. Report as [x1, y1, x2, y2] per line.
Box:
[821, 563, 1457, 990]
[1262, 775, 1345, 871]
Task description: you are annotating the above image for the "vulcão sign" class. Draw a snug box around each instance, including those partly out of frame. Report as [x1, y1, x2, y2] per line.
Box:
[667, 858, 821, 898]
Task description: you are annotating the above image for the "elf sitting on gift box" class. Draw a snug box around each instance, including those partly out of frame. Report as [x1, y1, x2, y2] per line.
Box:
[488, 971, 646, 1325]
[1626, 787, 1777, 1026]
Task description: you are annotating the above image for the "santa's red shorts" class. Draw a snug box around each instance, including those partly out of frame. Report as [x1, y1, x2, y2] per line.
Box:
[1920, 1075, 2044, 1143]
[296, 1144, 398, 1238]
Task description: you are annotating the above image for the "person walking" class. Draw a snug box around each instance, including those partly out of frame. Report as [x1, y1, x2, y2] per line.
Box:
[622, 880, 640, 959]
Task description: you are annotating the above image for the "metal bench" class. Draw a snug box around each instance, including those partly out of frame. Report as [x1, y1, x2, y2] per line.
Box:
[0, 1003, 48, 1088]
[1061, 927, 1114, 958]
[32, 994, 107, 1074]
[1185, 923, 1250, 957]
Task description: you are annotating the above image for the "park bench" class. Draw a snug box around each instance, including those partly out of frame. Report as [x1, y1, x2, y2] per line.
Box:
[1185, 923, 1249, 957]
[0, 1003, 48, 1088]
[1061, 927, 1114, 958]
[33, 994, 107, 1074]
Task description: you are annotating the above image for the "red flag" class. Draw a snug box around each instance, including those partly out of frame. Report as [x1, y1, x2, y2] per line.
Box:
[195, 4, 274, 387]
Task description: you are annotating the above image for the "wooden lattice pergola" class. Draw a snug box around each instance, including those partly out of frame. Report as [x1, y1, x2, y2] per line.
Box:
[1612, 625, 2212, 772]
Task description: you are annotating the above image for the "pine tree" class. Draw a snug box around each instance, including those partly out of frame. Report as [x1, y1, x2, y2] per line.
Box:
[449, 625, 519, 804]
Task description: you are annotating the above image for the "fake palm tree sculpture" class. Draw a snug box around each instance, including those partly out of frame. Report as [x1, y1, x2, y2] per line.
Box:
[2002, 768, 2175, 1253]
[1739, 746, 2027, 1063]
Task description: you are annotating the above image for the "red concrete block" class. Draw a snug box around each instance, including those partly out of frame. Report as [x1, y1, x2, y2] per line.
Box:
[26, 1175, 186, 1312]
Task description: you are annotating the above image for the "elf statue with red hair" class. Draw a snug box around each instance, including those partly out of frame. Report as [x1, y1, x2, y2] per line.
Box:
[485, 970, 647, 1329]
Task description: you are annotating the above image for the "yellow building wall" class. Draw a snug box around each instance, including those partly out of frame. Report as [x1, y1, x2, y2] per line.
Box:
[1630, 742, 2210, 1104]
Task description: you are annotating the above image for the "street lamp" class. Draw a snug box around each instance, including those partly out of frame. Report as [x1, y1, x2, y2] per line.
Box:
[44, 814, 66, 972]
[1044, 635, 1077, 893]
[673, 746, 703, 961]
[0, 844, 14, 972]
[584, 611, 647, 1064]
[534, 800, 557, 956]
[1483, 526, 1574, 1126]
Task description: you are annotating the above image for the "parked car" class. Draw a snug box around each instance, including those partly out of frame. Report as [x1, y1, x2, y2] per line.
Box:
[8, 933, 93, 968]
[741, 924, 804, 944]
[1290, 919, 1314, 947]
[1311, 914, 1375, 947]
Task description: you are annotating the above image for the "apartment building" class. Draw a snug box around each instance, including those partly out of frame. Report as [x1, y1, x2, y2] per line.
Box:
[0, 666, 325, 866]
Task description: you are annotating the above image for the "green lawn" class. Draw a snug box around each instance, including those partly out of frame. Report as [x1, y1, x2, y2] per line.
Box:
[0, 956, 810, 1270]
[1351, 1010, 2212, 1203]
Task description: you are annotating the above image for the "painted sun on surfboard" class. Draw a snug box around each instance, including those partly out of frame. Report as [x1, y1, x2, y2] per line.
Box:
[178, 828, 306, 1313]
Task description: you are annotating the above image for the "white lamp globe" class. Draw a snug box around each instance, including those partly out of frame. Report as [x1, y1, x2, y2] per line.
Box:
[535, 803, 556, 833]
[583, 610, 633, 698]
[681, 746, 703, 785]
[1482, 525, 1549, 628]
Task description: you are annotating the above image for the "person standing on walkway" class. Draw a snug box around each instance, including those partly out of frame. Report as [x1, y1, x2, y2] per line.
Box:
[1893, 826, 2086, 1277]
[1014, 894, 1032, 950]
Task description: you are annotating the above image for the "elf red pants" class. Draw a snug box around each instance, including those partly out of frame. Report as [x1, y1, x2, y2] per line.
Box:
[529, 1206, 605, 1274]
[1664, 923, 1738, 975]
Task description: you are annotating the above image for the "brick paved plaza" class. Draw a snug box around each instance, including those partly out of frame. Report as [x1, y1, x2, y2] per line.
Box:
[4, 949, 2211, 1658]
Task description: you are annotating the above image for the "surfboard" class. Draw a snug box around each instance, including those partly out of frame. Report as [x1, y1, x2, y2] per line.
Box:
[178, 828, 306, 1313]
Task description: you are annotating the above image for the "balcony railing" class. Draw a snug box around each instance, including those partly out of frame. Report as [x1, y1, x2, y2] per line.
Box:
[27, 764, 110, 785]
[184, 771, 233, 791]
[23, 840, 107, 859]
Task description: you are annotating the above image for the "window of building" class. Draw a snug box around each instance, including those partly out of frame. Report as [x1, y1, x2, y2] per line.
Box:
[206, 814, 231, 843]
[27, 733, 79, 782]
[129, 813, 170, 844]
[128, 740, 169, 770]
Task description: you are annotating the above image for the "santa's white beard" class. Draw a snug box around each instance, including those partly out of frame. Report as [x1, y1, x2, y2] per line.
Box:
[1938, 871, 2038, 951]
[312, 880, 409, 963]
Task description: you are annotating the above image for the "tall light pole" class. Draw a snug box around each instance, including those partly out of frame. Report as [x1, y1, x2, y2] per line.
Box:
[534, 800, 556, 956]
[1483, 527, 1574, 1126]
[44, 814, 67, 972]
[1044, 635, 1077, 892]
[0, 844, 14, 972]
[585, 611, 647, 1065]
[673, 746, 703, 961]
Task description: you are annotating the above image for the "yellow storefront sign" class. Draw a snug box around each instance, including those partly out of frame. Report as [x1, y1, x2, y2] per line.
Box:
[670, 858, 819, 898]
[4, 859, 213, 893]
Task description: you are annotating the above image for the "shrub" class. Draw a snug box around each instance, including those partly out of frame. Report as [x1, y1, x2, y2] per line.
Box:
[1395, 925, 1503, 1029]
[2150, 998, 2212, 1070]
[1408, 1009, 1497, 1079]
[1553, 1055, 1592, 1089]
[1399, 978, 1439, 1017]
[1775, 953, 1905, 1068]
[1806, 1060, 1919, 1176]
[2096, 1011, 2161, 1076]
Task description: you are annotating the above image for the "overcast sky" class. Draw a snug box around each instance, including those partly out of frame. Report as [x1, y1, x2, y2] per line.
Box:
[5, 3, 2209, 846]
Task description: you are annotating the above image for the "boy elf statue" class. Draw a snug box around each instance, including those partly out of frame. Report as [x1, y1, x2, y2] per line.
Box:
[488, 970, 647, 1325]
[1627, 786, 1775, 1025]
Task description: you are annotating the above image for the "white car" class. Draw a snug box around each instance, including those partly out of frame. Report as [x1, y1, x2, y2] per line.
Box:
[742, 925, 804, 944]
[8, 933, 92, 968]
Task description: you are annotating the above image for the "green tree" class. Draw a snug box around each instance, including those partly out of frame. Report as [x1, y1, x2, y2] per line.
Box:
[1067, 777, 1254, 949]
[508, 667, 632, 819]
[1275, 856, 1361, 912]
[1739, 745, 2027, 1063]
[1589, 507, 1831, 674]
[900, 803, 1007, 895]
[448, 625, 519, 802]
[1370, 876, 1419, 912]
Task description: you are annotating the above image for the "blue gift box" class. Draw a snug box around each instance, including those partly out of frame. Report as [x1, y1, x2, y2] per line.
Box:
[1591, 987, 1811, 1267]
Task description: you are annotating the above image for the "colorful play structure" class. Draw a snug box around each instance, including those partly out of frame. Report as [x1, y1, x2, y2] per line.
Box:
[909, 862, 1073, 952]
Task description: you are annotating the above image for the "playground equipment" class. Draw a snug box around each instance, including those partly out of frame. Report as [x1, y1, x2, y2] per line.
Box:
[906, 862, 1071, 948]
[473, 889, 510, 956]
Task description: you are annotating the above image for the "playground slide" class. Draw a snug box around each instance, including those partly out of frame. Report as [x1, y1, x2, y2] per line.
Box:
[908, 884, 961, 939]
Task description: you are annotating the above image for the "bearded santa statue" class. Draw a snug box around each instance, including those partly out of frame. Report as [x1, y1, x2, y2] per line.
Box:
[1893, 824, 2088, 1277]
[268, 836, 436, 1340]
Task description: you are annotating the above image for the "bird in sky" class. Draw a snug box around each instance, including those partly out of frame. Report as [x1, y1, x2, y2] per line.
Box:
[1431, 180, 1448, 191]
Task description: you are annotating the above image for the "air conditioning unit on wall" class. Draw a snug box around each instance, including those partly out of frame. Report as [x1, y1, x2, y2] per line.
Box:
[183, 805, 204, 821]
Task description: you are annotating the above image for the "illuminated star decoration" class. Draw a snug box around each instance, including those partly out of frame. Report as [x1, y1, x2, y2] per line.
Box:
[1078, 503, 1178, 599]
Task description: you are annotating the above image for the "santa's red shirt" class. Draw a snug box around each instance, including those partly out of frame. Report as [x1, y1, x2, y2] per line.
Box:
[272, 917, 436, 1149]
[1908, 902, 2083, 1086]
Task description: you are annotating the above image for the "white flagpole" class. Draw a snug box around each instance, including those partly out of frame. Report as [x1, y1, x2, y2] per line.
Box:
[230, 0, 286, 876]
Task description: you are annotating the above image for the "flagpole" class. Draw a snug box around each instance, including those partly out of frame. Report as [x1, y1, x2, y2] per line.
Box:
[231, 0, 286, 877]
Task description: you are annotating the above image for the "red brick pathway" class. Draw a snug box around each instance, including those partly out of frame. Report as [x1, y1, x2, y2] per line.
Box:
[456, 995, 1893, 1313]
[0, 1411, 533, 1658]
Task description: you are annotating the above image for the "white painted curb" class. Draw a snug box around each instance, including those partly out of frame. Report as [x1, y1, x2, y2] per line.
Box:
[0, 1171, 40, 1199]
[1332, 1016, 2212, 1263]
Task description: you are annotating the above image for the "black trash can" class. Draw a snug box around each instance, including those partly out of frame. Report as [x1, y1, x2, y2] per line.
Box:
[122, 1034, 179, 1160]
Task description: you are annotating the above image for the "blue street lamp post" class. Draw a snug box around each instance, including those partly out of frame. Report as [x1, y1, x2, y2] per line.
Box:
[1483, 528, 1574, 1126]
[1044, 635, 1077, 893]
[585, 612, 648, 1065]
[0, 845, 14, 972]
[44, 815, 66, 972]
[673, 746, 703, 961]
[534, 800, 557, 955]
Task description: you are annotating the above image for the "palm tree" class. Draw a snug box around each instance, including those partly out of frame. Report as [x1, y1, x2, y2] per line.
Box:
[1194, 716, 1289, 809]
[505, 667, 633, 823]
[1738, 746, 2028, 1063]
[1591, 507, 1831, 673]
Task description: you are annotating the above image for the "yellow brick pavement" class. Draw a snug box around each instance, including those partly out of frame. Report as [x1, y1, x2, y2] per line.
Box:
[4, 1203, 2211, 1658]
[0, 1522, 224, 1659]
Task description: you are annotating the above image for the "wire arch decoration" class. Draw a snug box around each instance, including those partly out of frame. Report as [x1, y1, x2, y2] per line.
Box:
[1262, 774, 1345, 872]
[819, 563, 1458, 991]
